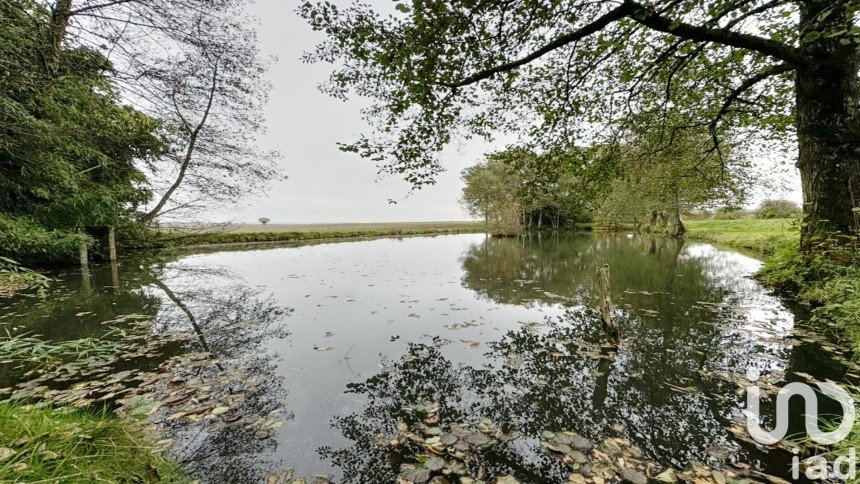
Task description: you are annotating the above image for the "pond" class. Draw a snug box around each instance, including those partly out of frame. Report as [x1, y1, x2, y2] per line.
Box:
[1, 233, 855, 483]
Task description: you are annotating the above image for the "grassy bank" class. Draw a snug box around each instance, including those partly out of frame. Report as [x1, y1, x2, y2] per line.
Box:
[149, 223, 486, 249]
[686, 218, 860, 468]
[0, 403, 185, 482]
[684, 218, 798, 255]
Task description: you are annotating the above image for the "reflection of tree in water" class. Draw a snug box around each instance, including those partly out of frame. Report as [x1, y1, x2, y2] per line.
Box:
[140, 263, 294, 484]
[325, 235, 816, 481]
[460, 234, 701, 308]
[1, 255, 295, 483]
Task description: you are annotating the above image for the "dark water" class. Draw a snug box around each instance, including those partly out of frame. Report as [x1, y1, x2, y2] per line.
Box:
[0, 233, 854, 482]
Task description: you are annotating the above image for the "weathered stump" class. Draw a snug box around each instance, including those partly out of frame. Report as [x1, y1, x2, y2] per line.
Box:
[597, 264, 619, 345]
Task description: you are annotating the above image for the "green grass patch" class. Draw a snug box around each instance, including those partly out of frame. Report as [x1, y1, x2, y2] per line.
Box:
[684, 218, 799, 255]
[0, 403, 186, 483]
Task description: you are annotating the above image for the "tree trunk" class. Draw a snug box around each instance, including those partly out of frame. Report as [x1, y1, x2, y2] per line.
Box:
[107, 226, 117, 263]
[796, 2, 860, 250]
[667, 202, 685, 238]
[78, 240, 88, 272]
[647, 210, 658, 233]
[48, 0, 72, 73]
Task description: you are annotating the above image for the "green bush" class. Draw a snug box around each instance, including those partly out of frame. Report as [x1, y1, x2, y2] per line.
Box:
[712, 208, 754, 220]
[757, 199, 801, 219]
[0, 215, 89, 264]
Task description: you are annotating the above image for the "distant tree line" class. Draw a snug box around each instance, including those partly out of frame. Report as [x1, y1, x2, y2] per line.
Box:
[462, 128, 753, 236]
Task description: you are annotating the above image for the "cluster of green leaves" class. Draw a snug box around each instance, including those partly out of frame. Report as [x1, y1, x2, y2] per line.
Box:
[595, 129, 751, 229]
[0, 1, 163, 264]
[460, 148, 595, 235]
[299, 0, 806, 190]
[757, 199, 801, 219]
[0, 255, 50, 296]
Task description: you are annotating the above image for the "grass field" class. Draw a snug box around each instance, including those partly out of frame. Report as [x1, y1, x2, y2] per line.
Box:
[155, 221, 487, 249]
[225, 221, 484, 233]
[684, 218, 799, 255]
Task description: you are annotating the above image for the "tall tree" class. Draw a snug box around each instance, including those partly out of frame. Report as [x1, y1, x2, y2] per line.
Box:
[0, 0, 162, 262]
[137, 12, 279, 221]
[460, 157, 524, 235]
[301, 0, 860, 250]
[39, 0, 281, 220]
[597, 127, 752, 236]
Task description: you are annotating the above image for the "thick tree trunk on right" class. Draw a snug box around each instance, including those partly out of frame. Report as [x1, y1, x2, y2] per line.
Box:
[796, 2, 860, 250]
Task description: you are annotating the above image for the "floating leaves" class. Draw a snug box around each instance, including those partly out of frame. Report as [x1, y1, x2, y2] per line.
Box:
[377, 402, 516, 483]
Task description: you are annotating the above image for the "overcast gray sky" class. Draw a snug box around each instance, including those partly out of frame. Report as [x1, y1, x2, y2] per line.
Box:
[224, 0, 801, 224]
[216, 0, 492, 224]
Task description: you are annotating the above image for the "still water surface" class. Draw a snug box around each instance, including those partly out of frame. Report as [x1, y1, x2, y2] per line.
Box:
[1, 233, 852, 482]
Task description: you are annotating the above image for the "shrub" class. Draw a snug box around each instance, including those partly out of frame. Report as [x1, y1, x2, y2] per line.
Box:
[757, 199, 801, 219]
[0, 215, 89, 265]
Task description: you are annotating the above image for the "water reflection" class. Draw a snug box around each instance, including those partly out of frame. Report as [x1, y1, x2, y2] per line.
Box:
[1, 255, 293, 484]
[142, 264, 292, 483]
[1, 234, 853, 482]
[460, 234, 694, 308]
[322, 234, 848, 482]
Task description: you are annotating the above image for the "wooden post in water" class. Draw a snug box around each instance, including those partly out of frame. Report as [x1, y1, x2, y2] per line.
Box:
[79, 239, 91, 292]
[597, 264, 619, 345]
[107, 226, 117, 263]
[78, 240, 89, 272]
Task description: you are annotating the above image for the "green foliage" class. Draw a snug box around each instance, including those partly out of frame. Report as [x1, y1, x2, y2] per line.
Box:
[460, 155, 525, 235]
[756, 199, 801, 219]
[0, 215, 89, 264]
[0, 256, 49, 297]
[0, 1, 162, 264]
[461, 148, 595, 234]
[711, 208, 755, 220]
[299, 0, 812, 190]
[595, 129, 750, 234]
[0, 402, 186, 482]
